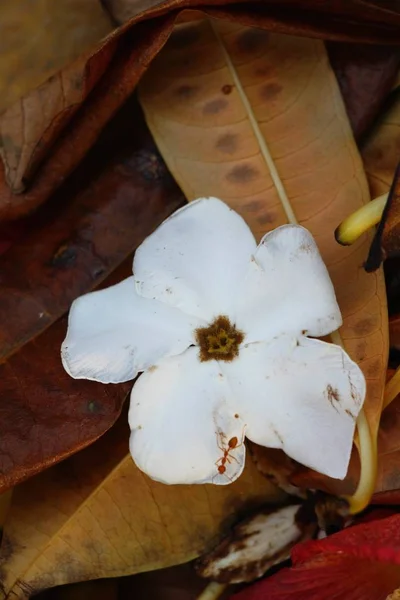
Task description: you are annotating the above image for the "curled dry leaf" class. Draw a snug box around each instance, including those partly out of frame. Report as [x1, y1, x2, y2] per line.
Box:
[326, 43, 400, 140]
[196, 504, 317, 584]
[138, 17, 388, 441]
[0, 98, 184, 491]
[2, 0, 400, 220]
[233, 512, 400, 600]
[0, 0, 112, 115]
[0, 42, 116, 193]
[0, 411, 282, 599]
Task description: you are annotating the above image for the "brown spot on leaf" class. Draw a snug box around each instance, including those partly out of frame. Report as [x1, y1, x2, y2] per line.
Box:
[174, 84, 198, 99]
[203, 98, 228, 115]
[244, 200, 263, 212]
[366, 359, 381, 377]
[216, 133, 238, 154]
[353, 316, 377, 336]
[227, 164, 259, 184]
[222, 84, 233, 95]
[236, 29, 269, 54]
[260, 82, 283, 101]
[255, 65, 275, 78]
[257, 212, 276, 225]
[148, 365, 158, 373]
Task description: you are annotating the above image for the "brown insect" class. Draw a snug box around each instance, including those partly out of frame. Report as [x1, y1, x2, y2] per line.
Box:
[215, 434, 240, 475]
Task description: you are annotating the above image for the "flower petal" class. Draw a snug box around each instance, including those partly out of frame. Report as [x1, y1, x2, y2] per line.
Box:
[221, 336, 365, 479]
[133, 197, 257, 320]
[62, 277, 201, 383]
[129, 347, 246, 485]
[234, 225, 342, 343]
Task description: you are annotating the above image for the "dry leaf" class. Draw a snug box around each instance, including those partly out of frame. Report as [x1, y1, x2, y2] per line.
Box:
[0, 43, 116, 193]
[0, 97, 185, 492]
[326, 43, 400, 140]
[196, 504, 316, 583]
[0, 96, 183, 362]
[363, 85, 400, 199]
[0, 0, 113, 115]
[138, 18, 388, 440]
[0, 411, 283, 599]
[2, 0, 400, 220]
[390, 314, 400, 348]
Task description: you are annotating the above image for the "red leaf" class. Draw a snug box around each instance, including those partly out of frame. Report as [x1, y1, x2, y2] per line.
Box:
[233, 514, 400, 600]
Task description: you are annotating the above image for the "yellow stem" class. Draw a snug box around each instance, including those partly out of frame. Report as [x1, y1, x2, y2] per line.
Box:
[196, 582, 228, 600]
[383, 365, 400, 410]
[330, 331, 377, 514]
[344, 409, 377, 514]
[335, 193, 388, 246]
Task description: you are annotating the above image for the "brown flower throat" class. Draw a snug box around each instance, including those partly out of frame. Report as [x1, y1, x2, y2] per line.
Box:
[195, 316, 244, 362]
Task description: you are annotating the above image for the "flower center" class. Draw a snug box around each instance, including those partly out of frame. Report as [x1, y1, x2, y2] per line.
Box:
[195, 315, 244, 362]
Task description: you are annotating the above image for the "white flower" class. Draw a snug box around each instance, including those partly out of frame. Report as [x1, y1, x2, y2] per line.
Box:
[61, 198, 366, 485]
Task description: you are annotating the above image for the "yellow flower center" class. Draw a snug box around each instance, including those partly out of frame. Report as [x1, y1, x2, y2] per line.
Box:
[195, 316, 244, 362]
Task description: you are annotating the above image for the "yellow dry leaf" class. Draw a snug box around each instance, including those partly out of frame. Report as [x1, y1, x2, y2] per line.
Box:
[0, 414, 281, 599]
[362, 83, 400, 197]
[138, 16, 388, 439]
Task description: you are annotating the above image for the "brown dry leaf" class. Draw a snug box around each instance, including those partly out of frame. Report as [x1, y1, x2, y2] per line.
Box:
[3, 1, 400, 221]
[0, 42, 116, 193]
[0, 411, 283, 599]
[326, 43, 400, 141]
[390, 314, 400, 348]
[138, 17, 388, 439]
[363, 84, 400, 199]
[0, 0, 113, 115]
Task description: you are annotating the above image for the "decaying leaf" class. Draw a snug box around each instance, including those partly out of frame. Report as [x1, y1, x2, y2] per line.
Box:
[0, 97, 185, 492]
[363, 84, 400, 200]
[138, 17, 388, 442]
[0, 0, 113, 115]
[0, 97, 184, 362]
[326, 43, 400, 140]
[2, 0, 400, 220]
[196, 504, 317, 584]
[233, 512, 400, 600]
[0, 42, 116, 193]
[0, 411, 282, 599]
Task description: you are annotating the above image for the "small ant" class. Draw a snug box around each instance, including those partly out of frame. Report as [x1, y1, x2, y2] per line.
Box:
[215, 430, 244, 477]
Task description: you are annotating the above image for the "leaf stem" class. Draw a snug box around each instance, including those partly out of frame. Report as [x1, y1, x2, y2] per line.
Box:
[383, 365, 400, 410]
[196, 582, 228, 600]
[344, 409, 377, 514]
[335, 193, 388, 246]
[330, 330, 377, 514]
